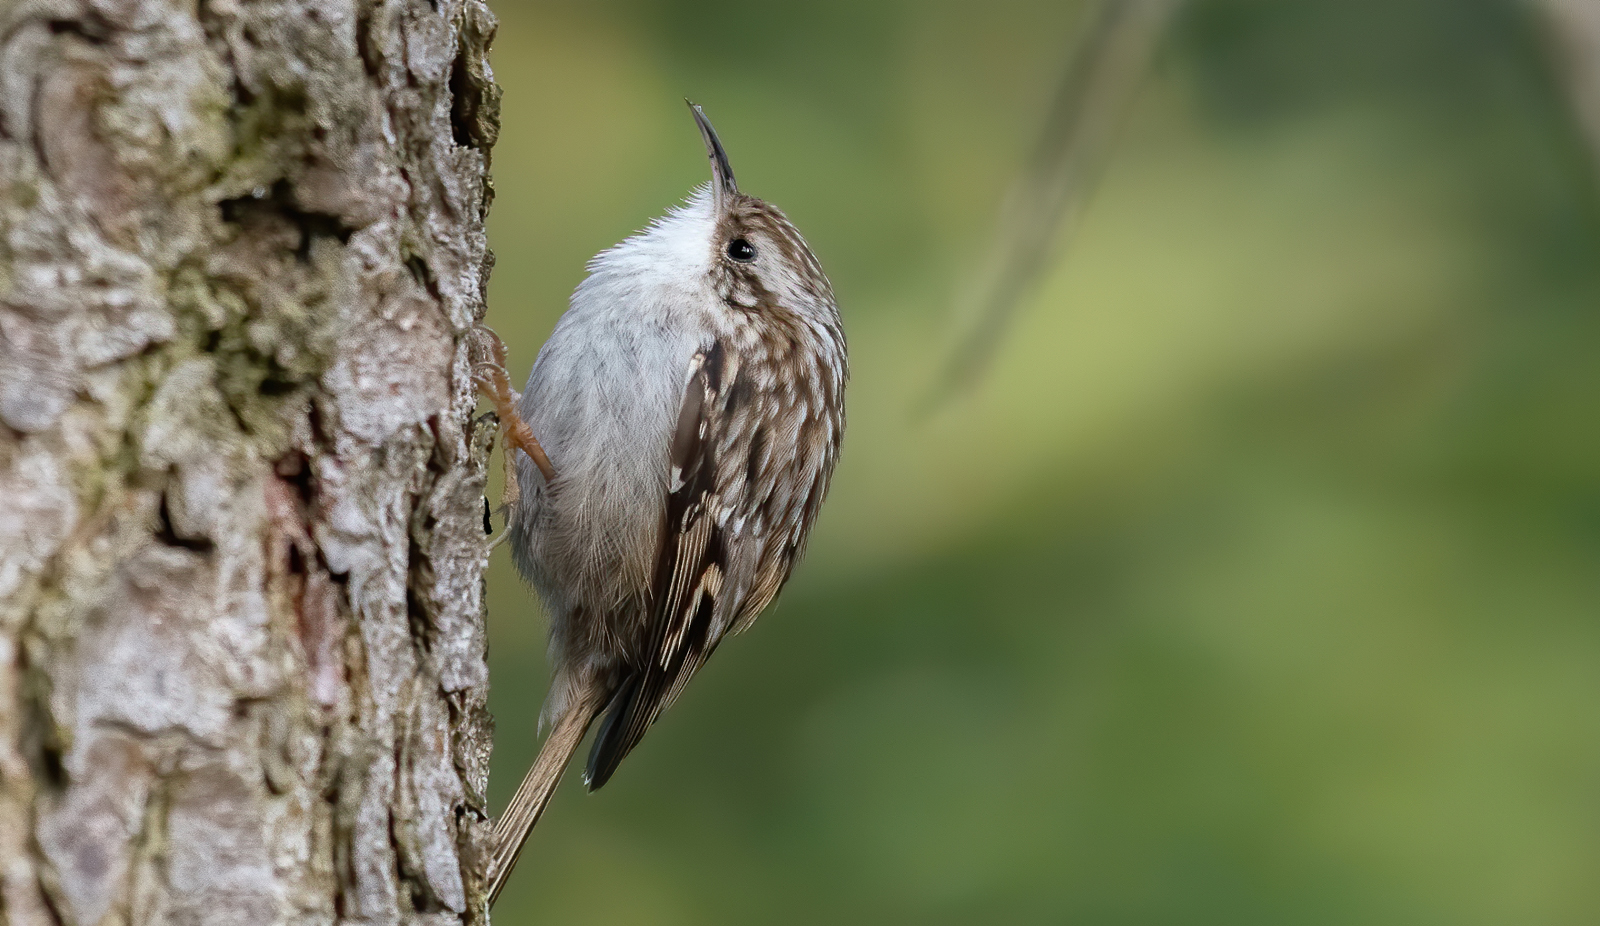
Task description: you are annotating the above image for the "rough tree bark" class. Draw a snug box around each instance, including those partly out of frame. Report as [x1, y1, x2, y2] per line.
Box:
[0, 0, 502, 922]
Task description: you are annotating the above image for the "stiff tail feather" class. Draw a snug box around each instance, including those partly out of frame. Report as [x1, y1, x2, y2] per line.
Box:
[485, 697, 600, 905]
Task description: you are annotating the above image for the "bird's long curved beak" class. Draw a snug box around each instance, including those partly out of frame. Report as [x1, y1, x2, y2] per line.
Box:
[687, 100, 738, 211]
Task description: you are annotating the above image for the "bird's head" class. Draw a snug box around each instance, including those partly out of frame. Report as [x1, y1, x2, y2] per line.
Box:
[686, 101, 835, 323]
[587, 103, 836, 329]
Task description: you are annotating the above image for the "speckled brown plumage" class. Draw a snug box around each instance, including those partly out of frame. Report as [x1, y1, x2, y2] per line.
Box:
[587, 222, 847, 784]
[486, 103, 846, 903]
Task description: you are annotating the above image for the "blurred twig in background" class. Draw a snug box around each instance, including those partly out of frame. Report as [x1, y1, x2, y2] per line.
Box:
[1528, 0, 1600, 185]
[927, 0, 1184, 409]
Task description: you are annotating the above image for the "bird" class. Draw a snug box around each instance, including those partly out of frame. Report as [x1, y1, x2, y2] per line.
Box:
[483, 101, 847, 903]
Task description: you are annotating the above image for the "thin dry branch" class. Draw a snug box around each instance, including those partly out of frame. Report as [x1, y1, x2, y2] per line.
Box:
[928, 0, 1183, 407]
[1529, 0, 1600, 188]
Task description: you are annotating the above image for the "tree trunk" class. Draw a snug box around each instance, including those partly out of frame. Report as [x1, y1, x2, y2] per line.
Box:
[0, 0, 502, 922]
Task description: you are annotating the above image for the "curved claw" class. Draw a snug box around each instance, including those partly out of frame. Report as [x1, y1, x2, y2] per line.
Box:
[470, 325, 556, 483]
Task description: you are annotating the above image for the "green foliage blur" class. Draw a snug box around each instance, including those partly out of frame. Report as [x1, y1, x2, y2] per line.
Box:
[481, 1, 1600, 922]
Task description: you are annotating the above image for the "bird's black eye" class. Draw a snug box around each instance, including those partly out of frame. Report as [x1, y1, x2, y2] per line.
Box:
[726, 238, 756, 263]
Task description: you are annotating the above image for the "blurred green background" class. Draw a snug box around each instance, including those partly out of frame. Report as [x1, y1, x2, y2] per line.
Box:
[480, 1, 1600, 922]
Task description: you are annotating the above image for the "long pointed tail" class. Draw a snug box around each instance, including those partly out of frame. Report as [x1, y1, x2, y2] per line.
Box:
[485, 697, 599, 905]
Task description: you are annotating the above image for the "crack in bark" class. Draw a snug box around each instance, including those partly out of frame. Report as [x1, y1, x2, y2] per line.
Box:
[219, 179, 357, 263]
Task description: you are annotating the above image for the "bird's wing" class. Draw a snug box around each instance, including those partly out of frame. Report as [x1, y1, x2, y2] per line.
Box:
[584, 339, 839, 789]
[585, 342, 733, 789]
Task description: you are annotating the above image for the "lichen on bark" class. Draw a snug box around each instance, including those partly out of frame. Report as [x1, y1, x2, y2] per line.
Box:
[0, 0, 504, 922]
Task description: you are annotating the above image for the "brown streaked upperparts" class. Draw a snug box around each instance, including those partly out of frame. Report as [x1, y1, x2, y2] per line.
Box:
[487, 99, 846, 906]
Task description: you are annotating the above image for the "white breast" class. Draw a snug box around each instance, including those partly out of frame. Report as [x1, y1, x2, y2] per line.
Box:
[510, 188, 720, 629]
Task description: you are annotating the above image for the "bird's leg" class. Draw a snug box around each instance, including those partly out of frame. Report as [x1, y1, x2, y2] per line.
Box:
[469, 326, 555, 548]
[486, 513, 514, 552]
[472, 326, 556, 483]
